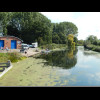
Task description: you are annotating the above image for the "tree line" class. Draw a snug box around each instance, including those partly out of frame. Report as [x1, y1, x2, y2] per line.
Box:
[83, 35, 100, 52]
[0, 12, 78, 46]
[84, 35, 100, 46]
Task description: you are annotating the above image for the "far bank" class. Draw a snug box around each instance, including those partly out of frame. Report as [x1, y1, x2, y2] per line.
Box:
[84, 44, 100, 52]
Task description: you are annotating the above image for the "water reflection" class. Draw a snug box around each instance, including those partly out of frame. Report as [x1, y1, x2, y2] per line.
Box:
[36, 47, 78, 69]
[34, 46, 100, 86]
[83, 48, 100, 59]
[84, 51, 98, 56]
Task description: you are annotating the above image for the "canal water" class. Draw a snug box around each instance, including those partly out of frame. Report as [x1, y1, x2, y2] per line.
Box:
[36, 46, 100, 86]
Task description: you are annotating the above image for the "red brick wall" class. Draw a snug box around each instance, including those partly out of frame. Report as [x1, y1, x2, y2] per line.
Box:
[0, 36, 22, 49]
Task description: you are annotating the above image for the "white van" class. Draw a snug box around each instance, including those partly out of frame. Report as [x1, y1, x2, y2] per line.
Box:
[32, 42, 38, 48]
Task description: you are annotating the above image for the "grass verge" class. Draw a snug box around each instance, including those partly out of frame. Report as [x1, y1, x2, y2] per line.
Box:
[0, 52, 27, 63]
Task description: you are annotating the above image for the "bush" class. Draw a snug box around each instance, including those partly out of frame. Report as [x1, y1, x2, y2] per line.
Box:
[0, 53, 9, 62]
[40, 43, 67, 50]
[92, 47, 95, 51]
[0, 52, 27, 63]
[8, 52, 23, 63]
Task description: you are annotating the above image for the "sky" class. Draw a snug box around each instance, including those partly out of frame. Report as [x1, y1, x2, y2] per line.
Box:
[40, 12, 100, 40]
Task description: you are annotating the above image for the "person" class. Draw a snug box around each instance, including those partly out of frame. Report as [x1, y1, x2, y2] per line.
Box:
[35, 48, 39, 52]
[1, 47, 3, 50]
[25, 50, 27, 54]
[42, 47, 43, 49]
[46, 48, 48, 51]
[24, 49, 28, 57]
[41, 46, 44, 54]
[6, 46, 9, 51]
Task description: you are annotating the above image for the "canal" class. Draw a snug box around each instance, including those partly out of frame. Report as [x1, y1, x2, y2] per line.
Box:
[36, 46, 100, 86]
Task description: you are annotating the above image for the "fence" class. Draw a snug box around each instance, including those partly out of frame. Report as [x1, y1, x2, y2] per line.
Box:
[0, 60, 11, 72]
[0, 60, 12, 78]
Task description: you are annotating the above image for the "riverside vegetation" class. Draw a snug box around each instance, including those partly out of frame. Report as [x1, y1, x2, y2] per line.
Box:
[0, 52, 27, 63]
[84, 35, 100, 52]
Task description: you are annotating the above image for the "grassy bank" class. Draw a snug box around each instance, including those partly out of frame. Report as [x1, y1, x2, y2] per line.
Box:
[84, 44, 100, 52]
[0, 52, 26, 63]
[0, 57, 64, 86]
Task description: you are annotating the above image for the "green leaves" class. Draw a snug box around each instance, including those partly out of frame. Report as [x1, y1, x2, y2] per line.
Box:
[67, 34, 75, 47]
[0, 12, 11, 35]
[0, 12, 78, 46]
[0, 12, 52, 44]
[52, 22, 78, 44]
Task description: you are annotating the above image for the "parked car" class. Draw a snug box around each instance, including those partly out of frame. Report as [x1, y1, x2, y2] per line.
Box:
[21, 44, 29, 50]
[28, 45, 33, 48]
[20, 49, 25, 53]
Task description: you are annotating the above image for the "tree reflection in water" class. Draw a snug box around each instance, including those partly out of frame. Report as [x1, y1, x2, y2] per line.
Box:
[36, 47, 78, 69]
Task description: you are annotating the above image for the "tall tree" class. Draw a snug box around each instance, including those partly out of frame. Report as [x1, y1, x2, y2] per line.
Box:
[52, 22, 78, 44]
[7, 12, 53, 45]
[0, 12, 78, 46]
[0, 12, 12, 35]
[67, 34, 75, 47]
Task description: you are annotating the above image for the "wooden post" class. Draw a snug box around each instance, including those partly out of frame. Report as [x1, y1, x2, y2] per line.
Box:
[7, 60, 11, 67]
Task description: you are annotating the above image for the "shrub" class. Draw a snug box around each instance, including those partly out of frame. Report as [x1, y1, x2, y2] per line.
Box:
[8, 52, 23, 63]
[0, 52, 26, 63]
[0, 53, 9, 62]
[92, 47, 95, 51]
[40, 43, 67, 50]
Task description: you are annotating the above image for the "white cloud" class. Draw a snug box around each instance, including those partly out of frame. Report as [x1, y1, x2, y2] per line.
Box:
[40, 12, 100, 40]
[58, 69, 71, 76]
[73, 12, 100, 40]
[40, 12, 74, 23]
[88, 72, 100, 81]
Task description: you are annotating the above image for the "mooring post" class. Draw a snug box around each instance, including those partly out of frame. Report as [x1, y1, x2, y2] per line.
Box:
[7, 60, 11, 67]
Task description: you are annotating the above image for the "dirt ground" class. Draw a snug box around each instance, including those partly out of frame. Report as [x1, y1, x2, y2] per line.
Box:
[0, 48, 41, 57]
[21, 48, 41, 57]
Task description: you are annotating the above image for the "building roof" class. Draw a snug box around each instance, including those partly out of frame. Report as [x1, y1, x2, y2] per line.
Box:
[0, 35, 23, 42]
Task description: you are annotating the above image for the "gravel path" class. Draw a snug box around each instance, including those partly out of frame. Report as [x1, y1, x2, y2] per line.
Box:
[21, 48, 41, 57]
[0, 48, 41, 57]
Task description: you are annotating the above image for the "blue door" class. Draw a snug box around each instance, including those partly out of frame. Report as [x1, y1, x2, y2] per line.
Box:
[0, 40, 4, 48]
[11, 40, 16, 49]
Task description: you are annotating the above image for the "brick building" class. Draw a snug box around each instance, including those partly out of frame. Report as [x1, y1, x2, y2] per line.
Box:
[0, 35, 23, 49]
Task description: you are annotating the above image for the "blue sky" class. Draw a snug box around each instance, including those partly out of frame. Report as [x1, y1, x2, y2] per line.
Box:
[40, 12, 100, 40]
